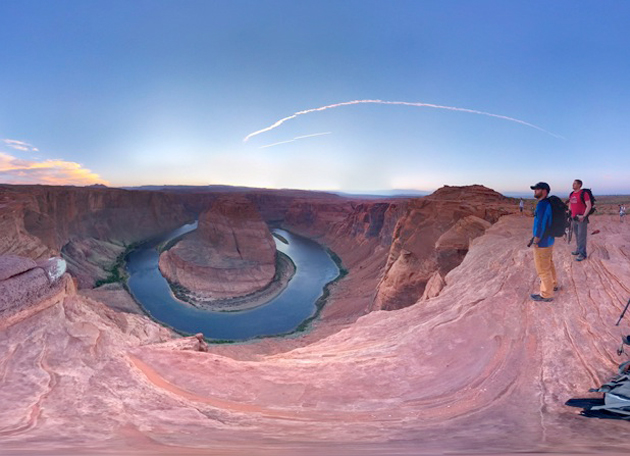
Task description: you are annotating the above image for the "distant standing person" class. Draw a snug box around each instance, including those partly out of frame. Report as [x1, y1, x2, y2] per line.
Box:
[569, 179, 592, 262]
[519, 198, 524, 215]
[530, 182, 557, 302]
[620, 205, 626, 223]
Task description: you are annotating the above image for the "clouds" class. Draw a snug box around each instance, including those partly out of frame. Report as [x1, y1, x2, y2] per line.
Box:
[0, 140, 107, 186]
[2, 139, 39, 153]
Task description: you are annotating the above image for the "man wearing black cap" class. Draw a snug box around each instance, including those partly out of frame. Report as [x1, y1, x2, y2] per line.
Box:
[530, 182, 557, 302]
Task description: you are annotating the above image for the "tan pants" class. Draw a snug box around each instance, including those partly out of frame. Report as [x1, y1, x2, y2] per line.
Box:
[534, 245, 557, 299]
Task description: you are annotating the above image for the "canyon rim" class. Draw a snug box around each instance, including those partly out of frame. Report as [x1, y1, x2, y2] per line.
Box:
[1, 183, 630, 455]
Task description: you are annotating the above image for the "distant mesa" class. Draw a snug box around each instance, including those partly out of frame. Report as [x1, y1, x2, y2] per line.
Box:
[159, 196, 278, 301]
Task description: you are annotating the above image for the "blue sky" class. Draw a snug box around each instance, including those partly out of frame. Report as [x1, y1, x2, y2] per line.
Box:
[1, 0, 629, 194]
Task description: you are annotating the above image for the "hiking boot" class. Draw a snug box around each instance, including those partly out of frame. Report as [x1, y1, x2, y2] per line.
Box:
[571, 251, 579, 255]
[531, 294, 553, 302]
[576, 255, 586, 262]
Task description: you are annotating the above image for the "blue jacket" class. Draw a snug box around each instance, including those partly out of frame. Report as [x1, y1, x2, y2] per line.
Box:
[533, 198, 554, 247]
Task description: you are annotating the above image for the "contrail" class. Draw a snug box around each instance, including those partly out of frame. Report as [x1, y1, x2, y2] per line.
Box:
[243, 99, 563, 142]
[259, 131, 332, 149]
[294, 132, 332, 140]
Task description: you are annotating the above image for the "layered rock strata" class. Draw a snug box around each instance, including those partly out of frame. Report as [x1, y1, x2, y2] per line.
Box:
[159, 197, 277, 300]
[0, 256, 71, 330]
[0, 184, 194, 287]
[372, 185, 510, 310]
[2, 215, 630, 454]
[277, 199, 406, 329]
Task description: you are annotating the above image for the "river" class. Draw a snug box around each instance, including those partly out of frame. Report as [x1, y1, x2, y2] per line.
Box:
[125, 223, 340, 341]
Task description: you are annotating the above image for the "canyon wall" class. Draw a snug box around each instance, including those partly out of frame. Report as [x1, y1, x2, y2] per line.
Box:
[1, 183, 516, 312]
[371, 185, 512, 310]
[2, 213, 630, 454]
[273, 185, 512, 314]
[0, 185, 194, 287]
[13, 184, 630, 455]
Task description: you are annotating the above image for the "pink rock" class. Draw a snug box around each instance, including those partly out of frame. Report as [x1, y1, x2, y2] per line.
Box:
[0, 255, 69, 327]
[159, 197, 277, 298]
[372, 186, 508, 310]
[0, 255, 37, 281]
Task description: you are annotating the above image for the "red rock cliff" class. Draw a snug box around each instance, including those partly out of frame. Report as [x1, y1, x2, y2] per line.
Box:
[372, 185, 511, 310]
[0, 184, 194, 287]
[159, 196, 277, 298]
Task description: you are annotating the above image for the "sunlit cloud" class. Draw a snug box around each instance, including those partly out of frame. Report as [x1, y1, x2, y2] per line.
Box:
[259, 131, 332, 149]
[0, 151, 108, 186]
[244, 99, 563, 142]
[2, 139, 39, 152]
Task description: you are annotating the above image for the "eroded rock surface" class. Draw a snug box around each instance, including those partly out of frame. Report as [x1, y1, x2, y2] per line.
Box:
[4, 185, 630, 455]
[372, 186, 509, 310]
[0, 256, 71, 330]
[0, 184, 193, 287]
[159, 197, 277, 298]
[2, 215, 630, 455]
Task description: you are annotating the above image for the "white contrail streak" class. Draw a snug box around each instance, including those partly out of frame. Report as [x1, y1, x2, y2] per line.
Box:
[259, 131, 332, 149]
[243, 99, 562, 142]
[294, 132, 332, 140]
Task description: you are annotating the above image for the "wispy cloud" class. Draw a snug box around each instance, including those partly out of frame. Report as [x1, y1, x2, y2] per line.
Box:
[2, 139, 39, 152]
[0, 151, 108, 186]
[259, 131, 332, 149]
[243, 99, 563, 142]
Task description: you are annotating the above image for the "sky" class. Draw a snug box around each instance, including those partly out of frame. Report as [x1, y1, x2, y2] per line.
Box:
[1, 0, 630, 195]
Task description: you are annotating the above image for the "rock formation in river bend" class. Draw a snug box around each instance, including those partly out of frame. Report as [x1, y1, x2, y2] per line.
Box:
[159, 196, 277, 298]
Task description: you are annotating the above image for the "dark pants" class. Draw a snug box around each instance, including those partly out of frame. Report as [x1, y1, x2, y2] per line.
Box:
[573, 219, 588, 258]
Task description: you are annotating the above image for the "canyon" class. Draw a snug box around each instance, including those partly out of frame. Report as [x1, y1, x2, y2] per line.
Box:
[1, 182, 629, 455]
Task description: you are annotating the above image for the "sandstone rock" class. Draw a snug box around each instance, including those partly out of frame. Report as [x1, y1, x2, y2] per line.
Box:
[0, 184, 194, 287]
[79, 282, 145, 315]
[159, 197, 277, 298]
[277, 198, 405, 331]
[0, 189, 52, 259]
[0, 255, 37, 281]
[426, 183, 509, 202]
[0, 255, 71, 330]
[419, 270, 446, 301]
[371, 186, 509, 311]
[435, 215, 492, 274]
[62, 238, 126, 288]
[2, 212, 630, 454]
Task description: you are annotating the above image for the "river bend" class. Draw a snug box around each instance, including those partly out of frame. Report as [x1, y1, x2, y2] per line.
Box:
[125, 224, 340, 341]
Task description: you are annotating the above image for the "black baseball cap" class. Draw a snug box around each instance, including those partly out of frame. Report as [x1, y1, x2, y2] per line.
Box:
[530, 182, 550, 192]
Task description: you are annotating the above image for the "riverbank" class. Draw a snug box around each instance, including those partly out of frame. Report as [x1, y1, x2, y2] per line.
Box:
[165, 251, 297, 312]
